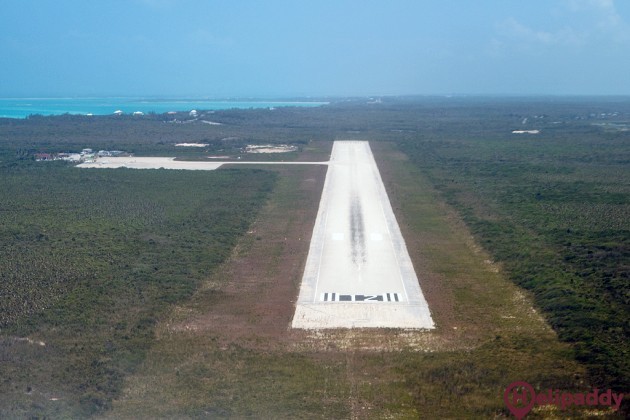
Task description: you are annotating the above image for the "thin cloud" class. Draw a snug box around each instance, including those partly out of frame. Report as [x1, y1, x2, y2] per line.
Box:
[494, 0, 629, 54]
[567, 0, 616, 13]
[566, 0, 628, 34]
[497, 17, 584, 47]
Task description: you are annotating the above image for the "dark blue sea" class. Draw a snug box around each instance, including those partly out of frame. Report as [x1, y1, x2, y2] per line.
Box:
[0, 97, 328, 118]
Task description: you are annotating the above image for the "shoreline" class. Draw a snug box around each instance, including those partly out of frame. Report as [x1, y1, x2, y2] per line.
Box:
[0, 98, 330, 119]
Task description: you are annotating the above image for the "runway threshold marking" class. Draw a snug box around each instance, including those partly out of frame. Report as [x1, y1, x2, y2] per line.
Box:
[320, 292, 400, 302]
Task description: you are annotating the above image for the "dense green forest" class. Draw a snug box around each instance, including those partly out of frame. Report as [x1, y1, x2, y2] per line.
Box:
[395, 116, 629, 392]
[0, 160, 275, 416]
[0, 96, 628, 416]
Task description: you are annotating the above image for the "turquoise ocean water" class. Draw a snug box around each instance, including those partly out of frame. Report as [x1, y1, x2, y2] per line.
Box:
[0, 97, 328, 118]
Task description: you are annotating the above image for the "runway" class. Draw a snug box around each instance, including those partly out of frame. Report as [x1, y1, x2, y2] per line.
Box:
[291, 141, 434, 329]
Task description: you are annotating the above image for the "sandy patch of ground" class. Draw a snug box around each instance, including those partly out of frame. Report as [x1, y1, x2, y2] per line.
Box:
[78, 157, 329, 170]
[77, 157, 224, 170]
[245, 144, 298, 153]
[512, 130, 540, 134]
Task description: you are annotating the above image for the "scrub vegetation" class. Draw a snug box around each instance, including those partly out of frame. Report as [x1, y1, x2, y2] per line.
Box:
[0, 159, 275, 417]
[390, 100, 630, 395]
[0, 96, 628, 417]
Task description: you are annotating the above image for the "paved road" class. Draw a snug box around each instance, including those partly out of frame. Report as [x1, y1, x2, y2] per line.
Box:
[292, 141, 434, 329]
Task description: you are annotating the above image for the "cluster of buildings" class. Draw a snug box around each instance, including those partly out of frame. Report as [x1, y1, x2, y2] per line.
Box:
[113, 110, 198, 117]
[113, 110, 145, 116]
[34, 148, 126, 163]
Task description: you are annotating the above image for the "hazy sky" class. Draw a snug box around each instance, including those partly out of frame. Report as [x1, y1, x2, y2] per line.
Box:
[1, 0, 629, 97]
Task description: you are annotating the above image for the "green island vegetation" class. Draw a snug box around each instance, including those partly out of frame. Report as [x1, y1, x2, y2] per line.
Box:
[0, 159, 276, 416]
[393, 100, 630, 393]
[0, 96, 628, 417]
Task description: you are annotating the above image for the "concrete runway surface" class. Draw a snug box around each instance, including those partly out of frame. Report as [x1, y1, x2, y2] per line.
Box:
[292, 141, 434, 329]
